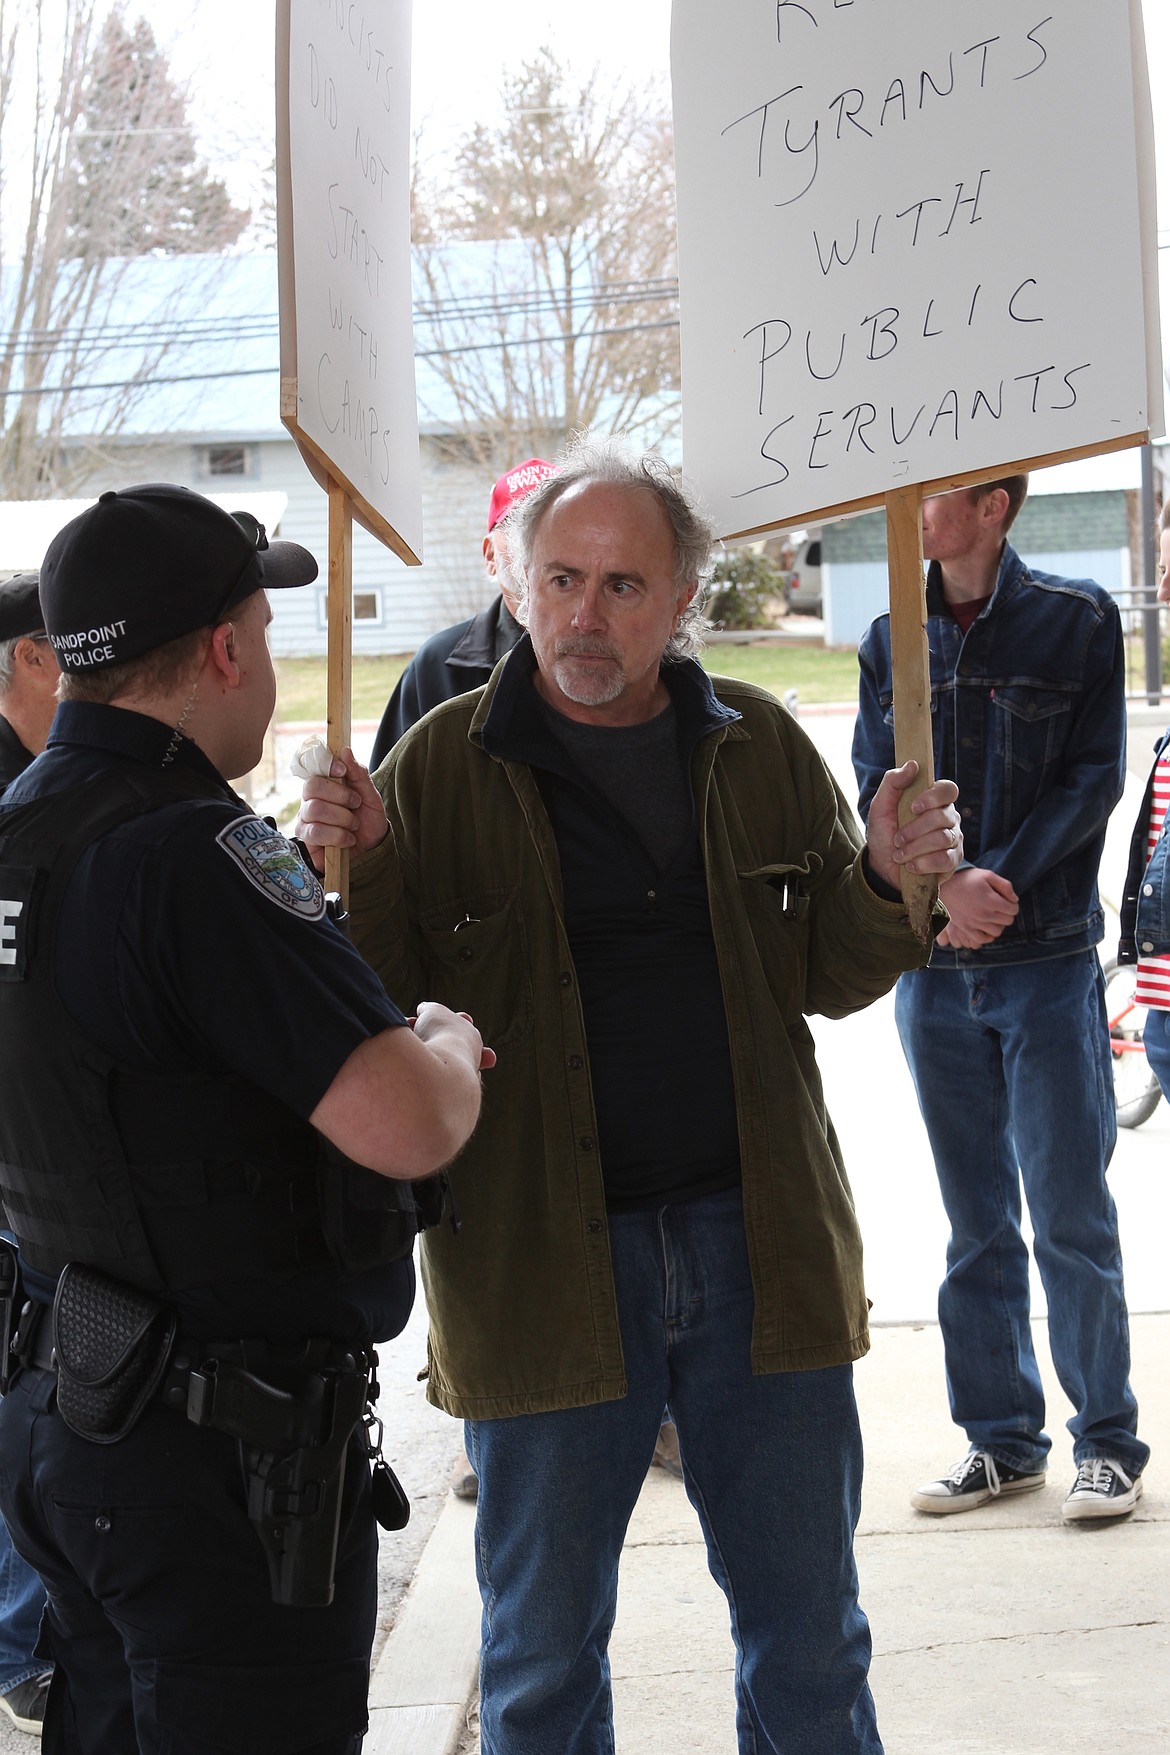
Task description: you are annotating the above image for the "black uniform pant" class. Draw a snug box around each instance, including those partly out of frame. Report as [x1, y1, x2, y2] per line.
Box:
[0, 1367, 375, 1754]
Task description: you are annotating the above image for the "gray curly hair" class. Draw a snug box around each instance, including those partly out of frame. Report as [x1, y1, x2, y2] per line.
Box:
[505, 434, 717, 662]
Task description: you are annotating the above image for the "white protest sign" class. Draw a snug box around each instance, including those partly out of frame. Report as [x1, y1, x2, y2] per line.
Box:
[671, 0, 1162, 539]
[277, 0, 422, 561]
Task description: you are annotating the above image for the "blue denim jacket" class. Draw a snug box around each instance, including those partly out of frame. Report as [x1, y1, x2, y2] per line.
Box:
[1117, 726, 1170, 964]
[853, 542, 1126, 967]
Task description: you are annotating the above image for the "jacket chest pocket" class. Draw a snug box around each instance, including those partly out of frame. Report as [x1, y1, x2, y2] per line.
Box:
[989, 685, 1072, 776]
[736, 858, 818, 1024]
[421, 891, 534, 1048]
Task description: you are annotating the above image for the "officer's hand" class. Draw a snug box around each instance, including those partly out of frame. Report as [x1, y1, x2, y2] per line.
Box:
[412, 1001, 497, 1072]
[936, 866, 1019, 948]
[295, 748, 389, 869]
[865, 762, 963, 891]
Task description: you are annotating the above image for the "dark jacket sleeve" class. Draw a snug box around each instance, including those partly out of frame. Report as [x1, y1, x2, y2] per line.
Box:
[851, 620, 895, 823]
[370, 661, 425, 772]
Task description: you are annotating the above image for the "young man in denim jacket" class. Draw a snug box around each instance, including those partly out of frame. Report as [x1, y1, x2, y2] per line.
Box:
[853, 476, 1148, 1522]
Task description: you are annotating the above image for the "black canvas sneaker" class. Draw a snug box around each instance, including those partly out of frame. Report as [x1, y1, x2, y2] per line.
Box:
[911, 1448, 1046, 1514]
[0, 1670, 51, 1736]
[1062, 1457, 1143, 1521]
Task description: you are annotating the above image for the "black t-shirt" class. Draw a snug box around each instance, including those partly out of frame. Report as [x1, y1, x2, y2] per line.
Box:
[484, 654, 742, 1210]
[4, 702, 414, 1343]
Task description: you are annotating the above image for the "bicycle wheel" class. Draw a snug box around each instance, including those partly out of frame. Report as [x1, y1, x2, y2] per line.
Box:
[1102, 957, 1163, 1129]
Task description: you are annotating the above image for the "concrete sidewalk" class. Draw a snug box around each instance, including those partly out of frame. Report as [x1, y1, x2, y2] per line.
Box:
[366, 1310, 1169, 1755]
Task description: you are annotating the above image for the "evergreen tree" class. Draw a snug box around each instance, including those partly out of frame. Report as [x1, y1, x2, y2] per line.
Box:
[63, 9, 248, 257]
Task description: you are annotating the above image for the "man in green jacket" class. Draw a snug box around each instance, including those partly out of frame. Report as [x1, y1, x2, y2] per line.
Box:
[298, 438, 962, 1755]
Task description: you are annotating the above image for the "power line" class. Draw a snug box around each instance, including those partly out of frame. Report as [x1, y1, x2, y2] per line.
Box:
[0, 313, 681, 400]
[0, 276, 681, 361]
[416, 315, 679, 360]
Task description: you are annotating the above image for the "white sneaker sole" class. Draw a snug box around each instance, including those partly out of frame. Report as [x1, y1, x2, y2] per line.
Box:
[0, 1695, 45, 1735]
[1062, 1475, 1143, 1522]
[911, 1471, 1046, 1514]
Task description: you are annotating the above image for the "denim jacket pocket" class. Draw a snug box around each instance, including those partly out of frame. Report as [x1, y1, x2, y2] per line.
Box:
[421, 890, 534, 1047]
[989, 684, 1072, 777]
[736, 857, 820, 1024]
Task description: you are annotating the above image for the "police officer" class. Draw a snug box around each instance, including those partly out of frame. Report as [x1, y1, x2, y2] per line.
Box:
[0, 573, 60, 794]
[0, 485, 491, 1755]
[0, 577, 57, 1732]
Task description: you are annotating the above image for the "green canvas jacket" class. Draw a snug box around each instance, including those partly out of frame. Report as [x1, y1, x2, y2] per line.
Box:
[349, 654, 934, 1418]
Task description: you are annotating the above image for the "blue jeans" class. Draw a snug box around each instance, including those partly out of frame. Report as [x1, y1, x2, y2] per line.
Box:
[466, 1188, 882, 1755]
[896, 951, 1147, 1479]
[1141, 1004, 1170, 1101]
[0, 1514, 47, 1691]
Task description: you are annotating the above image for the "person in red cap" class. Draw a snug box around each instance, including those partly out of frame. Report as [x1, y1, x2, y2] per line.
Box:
[368, 459, 557, 770]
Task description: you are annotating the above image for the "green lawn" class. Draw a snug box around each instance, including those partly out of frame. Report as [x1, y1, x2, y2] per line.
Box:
[700, 642, 859, 705]
[274, 653, 412, 723]
[273, 640, 861, 724]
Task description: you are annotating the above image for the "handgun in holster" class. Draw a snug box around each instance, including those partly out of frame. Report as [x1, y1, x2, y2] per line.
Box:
[185, 1343, 370, 1609]
[241, 1361, 368, 1609]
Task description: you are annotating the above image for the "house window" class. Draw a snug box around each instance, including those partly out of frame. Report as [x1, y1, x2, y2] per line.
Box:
[199, 445, 255, 479]
[316, 588, 384, 629]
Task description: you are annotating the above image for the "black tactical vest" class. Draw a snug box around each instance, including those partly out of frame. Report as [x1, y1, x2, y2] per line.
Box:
[0, 765, 421, 1294]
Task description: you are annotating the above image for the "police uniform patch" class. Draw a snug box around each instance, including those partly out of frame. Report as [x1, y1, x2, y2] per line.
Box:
[215, 817, 326, 920]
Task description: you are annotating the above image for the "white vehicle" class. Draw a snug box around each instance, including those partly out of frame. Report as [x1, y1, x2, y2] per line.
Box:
[783, 536, 822, 615]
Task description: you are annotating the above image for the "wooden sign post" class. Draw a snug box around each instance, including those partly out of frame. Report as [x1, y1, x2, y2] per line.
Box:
[884, 484, 934, 940]
[276, 0, 423, 905]
[325, 479, 353, 900]
[671, 0, 1163, 937]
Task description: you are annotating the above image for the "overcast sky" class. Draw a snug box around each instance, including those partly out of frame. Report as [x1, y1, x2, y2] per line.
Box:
[165, 0, 1167, 241]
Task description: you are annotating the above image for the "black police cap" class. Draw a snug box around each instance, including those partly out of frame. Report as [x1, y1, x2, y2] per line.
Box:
[40, 483, 319, 674]
[0, 574, 45, 643]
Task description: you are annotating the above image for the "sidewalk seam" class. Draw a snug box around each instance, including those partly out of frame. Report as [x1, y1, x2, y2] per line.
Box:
[365, 1492, 481, 1755]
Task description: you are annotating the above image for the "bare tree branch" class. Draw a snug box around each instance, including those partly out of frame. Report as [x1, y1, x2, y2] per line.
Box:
[412, 48, 680, 469]
[0, 0, 249, 499]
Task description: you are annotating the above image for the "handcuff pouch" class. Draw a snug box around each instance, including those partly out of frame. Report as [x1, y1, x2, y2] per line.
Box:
[52, 1262, 176, 1444]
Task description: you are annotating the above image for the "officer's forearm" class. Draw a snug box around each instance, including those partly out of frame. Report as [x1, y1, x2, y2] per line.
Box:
[310, 1024, 483, 1181]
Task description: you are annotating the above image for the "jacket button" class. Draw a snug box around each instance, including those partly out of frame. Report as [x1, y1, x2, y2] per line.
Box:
[94, 1515, 112, 1534]
[559, 971, 572, 987]
[1142, 941, 1155, 952]
[568, 1054, 583, 1070]
[587, 1218, 604, 1234]
[1143, 885, 1154, 897]
[579, 1136, 594, 1152]
[458, 946, 473, 962]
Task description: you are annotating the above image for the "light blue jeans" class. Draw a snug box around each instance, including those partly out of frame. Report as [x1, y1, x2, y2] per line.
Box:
[0, 1513, 47, 1691]
[896, 951, 1148, 1479]
[466, 1188, 882, 1755]
[1141, 1004, 1170, 1101]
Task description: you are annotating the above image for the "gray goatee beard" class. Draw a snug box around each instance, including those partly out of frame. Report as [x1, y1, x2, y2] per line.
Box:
[551, 638, 626, 706]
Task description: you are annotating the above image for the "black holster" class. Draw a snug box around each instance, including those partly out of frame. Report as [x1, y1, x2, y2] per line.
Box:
[185, 1343, 371, 1608]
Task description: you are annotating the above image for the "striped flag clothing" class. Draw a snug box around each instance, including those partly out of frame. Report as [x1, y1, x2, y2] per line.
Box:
[1134, 748, 1170, 1009]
